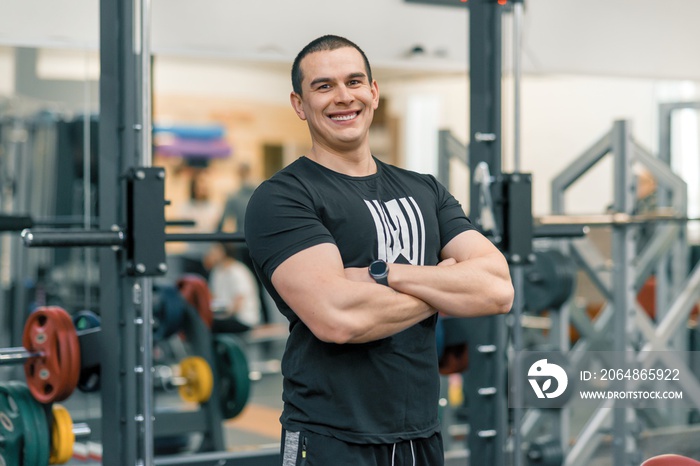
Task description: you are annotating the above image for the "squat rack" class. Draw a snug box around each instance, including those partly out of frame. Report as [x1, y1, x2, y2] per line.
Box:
[15, 1, 278, 465]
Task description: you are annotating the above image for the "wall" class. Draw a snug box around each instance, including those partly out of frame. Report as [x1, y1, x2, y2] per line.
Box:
[0, 47, 13, 95]
[384, 72, 700, 217]
[1, 47, 698, 219]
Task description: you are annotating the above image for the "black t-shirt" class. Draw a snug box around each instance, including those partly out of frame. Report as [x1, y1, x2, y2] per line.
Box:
[245, 156, 474, 443]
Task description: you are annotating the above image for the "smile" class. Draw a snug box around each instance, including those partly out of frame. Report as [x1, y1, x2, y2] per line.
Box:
[330, 112, 359, 121]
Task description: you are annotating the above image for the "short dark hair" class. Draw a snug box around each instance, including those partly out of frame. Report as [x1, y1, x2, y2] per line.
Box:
[291, 35, 373, 95]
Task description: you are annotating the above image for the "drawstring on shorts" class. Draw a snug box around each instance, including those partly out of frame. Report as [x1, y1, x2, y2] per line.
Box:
[390, 440, 416, 466]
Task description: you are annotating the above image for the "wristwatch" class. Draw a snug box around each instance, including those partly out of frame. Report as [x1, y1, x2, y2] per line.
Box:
[368, 260, 390, 286]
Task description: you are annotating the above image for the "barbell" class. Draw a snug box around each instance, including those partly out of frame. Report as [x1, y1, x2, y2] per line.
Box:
[0, 307, 80, 404]
[536, 209, 699, 227]
[154, 357, 214, 404]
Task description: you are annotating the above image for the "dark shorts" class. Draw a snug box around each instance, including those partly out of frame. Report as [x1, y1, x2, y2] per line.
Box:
[280, 429, 444, 466]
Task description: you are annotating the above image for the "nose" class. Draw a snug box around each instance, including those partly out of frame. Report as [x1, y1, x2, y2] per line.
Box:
[334, 84, 354, 104]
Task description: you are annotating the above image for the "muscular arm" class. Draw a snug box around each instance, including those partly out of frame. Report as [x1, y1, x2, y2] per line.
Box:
[386, 230, 514, 317]
[271, 243, 435, 344]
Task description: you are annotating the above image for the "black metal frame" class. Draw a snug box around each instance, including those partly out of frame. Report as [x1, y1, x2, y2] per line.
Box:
[465, 1, 510, 465]
[95, 2, 279, 464]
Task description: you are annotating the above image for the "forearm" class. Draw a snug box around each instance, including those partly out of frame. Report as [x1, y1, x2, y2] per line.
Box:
[388, 252, 513, 317]
[271, 244, 435, 345]
[329, 281, 435, 343]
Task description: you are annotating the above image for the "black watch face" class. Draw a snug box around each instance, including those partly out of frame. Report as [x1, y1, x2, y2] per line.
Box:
[369, 261, 388, 276]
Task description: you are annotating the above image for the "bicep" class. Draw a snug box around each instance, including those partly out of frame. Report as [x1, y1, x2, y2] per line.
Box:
[441, 230, 503, 263]
[271, 242, 347, 327]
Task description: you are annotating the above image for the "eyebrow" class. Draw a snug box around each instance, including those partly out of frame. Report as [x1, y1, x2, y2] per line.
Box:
[308, 72, 367, 88]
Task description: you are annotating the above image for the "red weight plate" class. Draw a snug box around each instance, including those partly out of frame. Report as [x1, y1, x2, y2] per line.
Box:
[177, 275, 213, 328]
[40, 307, 72, 402]
[22, 307, 79, 403]
[51, 307, 81, 401]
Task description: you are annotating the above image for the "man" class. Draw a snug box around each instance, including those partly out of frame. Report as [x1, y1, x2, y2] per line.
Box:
[204, 242, 261, 333]
[217, 162, 256, 233]
[245, 35, 513, 466]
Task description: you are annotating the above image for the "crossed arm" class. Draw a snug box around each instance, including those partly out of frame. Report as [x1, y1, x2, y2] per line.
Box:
[271, 230, 513, 344]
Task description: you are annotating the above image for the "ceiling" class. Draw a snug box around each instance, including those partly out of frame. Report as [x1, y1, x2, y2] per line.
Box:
[0, 0, 698, 81]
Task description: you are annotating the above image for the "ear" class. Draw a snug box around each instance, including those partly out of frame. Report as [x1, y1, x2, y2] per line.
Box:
[290, 92, 307, 120]
[370, 80, 380, 110]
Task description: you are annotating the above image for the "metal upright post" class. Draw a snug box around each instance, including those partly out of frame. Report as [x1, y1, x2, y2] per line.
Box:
[610, 120, 640, 466]
[99, 0, 152, 464]
[510, 3, 526, 465]
[136, 0, 155, 463]
[469, 0, 502, 218]
[467, 1, 508, 465]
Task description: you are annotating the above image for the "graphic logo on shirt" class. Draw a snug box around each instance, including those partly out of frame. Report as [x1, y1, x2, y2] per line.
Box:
[364, 197, 426, 265]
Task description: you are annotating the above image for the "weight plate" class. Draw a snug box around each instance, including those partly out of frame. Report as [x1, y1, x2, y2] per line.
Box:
[22, 307, 80, 403]
[72, 311, 100, 332]
[4, 383, 38, 466]
[49, 404, 74, 465]
[153, 285, 187, 342]
[52, 309, 81, 402]
[524, 250, 576, 312]
[6, 381, 50, 466]
[178, 356, 214, 404]
[177, 275, 214, 328]
[72, 311, 101, 393]
[213, 335, 250, 419]
[0, 383, 24, 466]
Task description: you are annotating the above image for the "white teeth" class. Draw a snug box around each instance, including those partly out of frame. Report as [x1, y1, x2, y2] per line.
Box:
[331, 112, 358, 121]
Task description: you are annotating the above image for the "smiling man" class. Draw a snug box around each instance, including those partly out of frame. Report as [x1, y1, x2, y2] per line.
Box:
[245, 35, 513, 466]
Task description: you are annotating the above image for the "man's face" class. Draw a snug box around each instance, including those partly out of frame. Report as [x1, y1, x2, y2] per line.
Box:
[290, 47, 379, 153]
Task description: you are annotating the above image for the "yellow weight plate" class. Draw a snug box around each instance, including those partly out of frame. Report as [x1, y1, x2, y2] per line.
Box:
[178, 356, 213, 404]
[49, 404, 75, 464]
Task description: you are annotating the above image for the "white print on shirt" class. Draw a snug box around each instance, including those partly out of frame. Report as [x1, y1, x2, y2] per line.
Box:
[364, 197, 426, 265]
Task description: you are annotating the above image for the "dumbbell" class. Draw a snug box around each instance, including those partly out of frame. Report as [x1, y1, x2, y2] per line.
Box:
[0, 381, 91, 466]
[153, 356, 214, 404]
[0, 307, 80, 404]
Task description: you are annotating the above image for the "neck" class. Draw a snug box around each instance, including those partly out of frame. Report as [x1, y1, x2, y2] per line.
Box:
[306, 145, 376, 177]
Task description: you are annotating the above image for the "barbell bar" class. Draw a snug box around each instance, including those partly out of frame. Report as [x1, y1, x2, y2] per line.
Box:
[0, 214, 193, 232]
[20, 228, 245, 248]
[23, 209, 697, 249]
[536, 209, 699, 227]
[0, 348, 43, 366]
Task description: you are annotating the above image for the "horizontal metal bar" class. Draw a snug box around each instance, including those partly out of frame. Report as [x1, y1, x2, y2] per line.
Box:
[0, 347, 41, 366]
[165, 232, 245, 243]
[21, 229, 247, 248]
[21, 229, 125, 248]
[537, 210, 697, 227]
[533, 224, 588, 238]
[73, 423, 92, 438]
[2, 215, 188, 231]
[164, 220, 196, 227]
